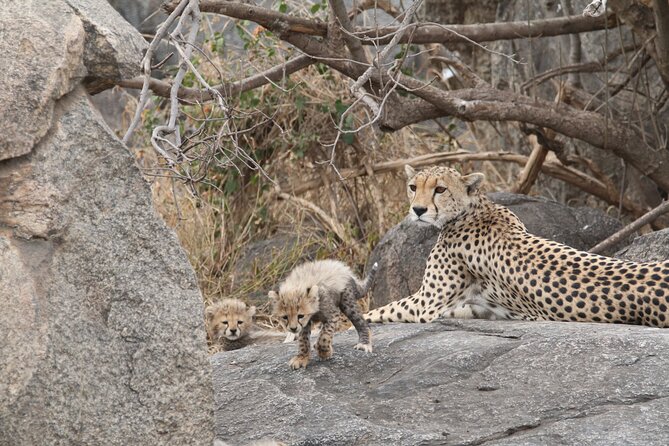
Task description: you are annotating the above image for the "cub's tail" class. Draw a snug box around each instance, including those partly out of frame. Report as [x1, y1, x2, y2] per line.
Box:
[357, 262, 379, 297]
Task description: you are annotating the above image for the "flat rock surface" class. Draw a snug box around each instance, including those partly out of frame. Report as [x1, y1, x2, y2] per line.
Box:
[212, 320, 669, 446]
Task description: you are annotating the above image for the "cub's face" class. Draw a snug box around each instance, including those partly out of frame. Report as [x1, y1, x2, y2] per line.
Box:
[206, 299, 255, 341]
[404, 165, 484, 228]
[269, 286, 319, 335]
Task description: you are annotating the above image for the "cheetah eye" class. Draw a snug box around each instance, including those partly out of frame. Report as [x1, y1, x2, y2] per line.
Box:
[282, 315, 289, 320]
[297, 314, 304, 319]
[435, 186, 446, 194]
[222, 321, 228, 325]
[409, 184, 416, 192]
[237, 320, 244, 325]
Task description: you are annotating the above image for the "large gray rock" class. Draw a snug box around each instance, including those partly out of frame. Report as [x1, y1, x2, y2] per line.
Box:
[212, 320, 669, 445]
[368, 192, 622, 308]
[0, 0, 146, 161]
[0, 0, 85, 161]
[66, 0, 148, 81]
[0, 1, 212, 444]
[616, 228, 669, 263]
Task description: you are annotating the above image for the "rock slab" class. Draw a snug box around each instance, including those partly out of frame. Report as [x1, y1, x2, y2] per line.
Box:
[212, 320, 669, 446]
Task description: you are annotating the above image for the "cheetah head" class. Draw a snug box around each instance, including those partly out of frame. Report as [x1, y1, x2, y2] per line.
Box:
[205, 298, 255, 342]
[404, 165, 484, 228]
[268, 286, 319, 335]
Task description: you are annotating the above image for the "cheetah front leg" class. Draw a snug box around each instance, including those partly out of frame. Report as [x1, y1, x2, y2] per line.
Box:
[288, 320, 312, 369]
[340, 288, 373, 352]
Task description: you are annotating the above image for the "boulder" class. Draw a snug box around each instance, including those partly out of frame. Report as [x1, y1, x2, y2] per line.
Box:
[0, 1, 212, 444]
[211, 320, 669, 446]
[616, 228, 669, 263]
[368, 192, 622, 307]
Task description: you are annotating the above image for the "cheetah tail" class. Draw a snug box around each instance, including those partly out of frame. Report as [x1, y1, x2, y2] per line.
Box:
[357, 262, 379, 297]
[363, 294, 422, 323]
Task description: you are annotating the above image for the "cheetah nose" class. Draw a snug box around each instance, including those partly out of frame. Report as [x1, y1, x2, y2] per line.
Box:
[413, 206, 428, 217]
[229, 328, 237, 335]
[289, 327, 298, 333]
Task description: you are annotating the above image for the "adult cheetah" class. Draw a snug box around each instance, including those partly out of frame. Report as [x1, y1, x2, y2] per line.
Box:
[364, 165, 669, 327]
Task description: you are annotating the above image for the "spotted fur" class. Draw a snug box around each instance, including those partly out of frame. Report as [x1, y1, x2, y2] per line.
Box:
[364, 165, 669, 327]
[270, 260, 378, 369]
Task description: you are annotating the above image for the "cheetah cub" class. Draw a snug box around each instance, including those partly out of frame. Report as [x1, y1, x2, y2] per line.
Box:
[206, 299, 285, 352]
[269, 259, 378, 369]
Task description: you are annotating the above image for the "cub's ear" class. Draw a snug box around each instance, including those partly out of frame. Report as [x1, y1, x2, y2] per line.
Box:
[204, 305, 216, 323]
[248, 305, 256, 317]
[268, 290, 278, 302]
[404, 164, 416, 179]
[462, 173, 485, 194]
[307, 285, 319, 300]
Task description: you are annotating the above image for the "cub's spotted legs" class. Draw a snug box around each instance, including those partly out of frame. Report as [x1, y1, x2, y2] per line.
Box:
[340, 288, 373, 352]
[289, 320, 312, 369]
[315, 319, 336, 360]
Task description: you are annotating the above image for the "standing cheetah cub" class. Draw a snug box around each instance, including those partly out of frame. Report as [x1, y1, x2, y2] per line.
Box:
[206, 299, 285, 352]
[269, 259, 378, 369]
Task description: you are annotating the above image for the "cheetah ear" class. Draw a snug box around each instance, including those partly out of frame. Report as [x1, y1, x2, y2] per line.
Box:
[462, 173, 485, 195]
[204, 305, 216, 323]
[307, 285, 319, 301]
[404, 165, 416, 179]
[248, 305, 256, 317]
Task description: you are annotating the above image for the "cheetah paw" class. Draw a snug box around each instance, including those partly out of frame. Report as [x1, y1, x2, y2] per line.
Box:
[288, 355, 309, 369]
[354, 343, 373, 353]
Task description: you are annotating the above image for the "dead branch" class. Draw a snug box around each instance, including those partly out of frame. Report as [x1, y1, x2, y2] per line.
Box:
[329, 0, 367, 64]
[165, 1, 616, 45]
[118, 55, 314, 102]
[652, 0, 669, 84]
[123, 0, 192, 146]
[279, 150, 646, 217]
[590, 200, 669, 254]
[513, 136, 549, 194]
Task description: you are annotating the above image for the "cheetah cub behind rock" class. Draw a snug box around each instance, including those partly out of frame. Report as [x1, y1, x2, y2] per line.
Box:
[270, 259, 378, 369]
[206, 298, 285, 352]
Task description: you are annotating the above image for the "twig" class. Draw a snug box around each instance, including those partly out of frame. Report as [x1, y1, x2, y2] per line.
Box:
[590, 200, 669, 254]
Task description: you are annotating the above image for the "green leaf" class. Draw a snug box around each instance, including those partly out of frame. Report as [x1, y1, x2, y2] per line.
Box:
[310, 3, 321, 13]
[295, 95, 306, 112]
[278, 2, 287, 13]
[224, 176, 239, 195]
[334, 99, 348, 118]
[342, 133, 354, 145]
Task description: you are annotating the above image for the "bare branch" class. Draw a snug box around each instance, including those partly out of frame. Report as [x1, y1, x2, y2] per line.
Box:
[123, 0, 192, 145]
[590, 200, 669, 254]
[329, 0, 367, 64]
[165, 1, 617, 45]
[118, 55, 314, 101]
[652, 0, 669, 84]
